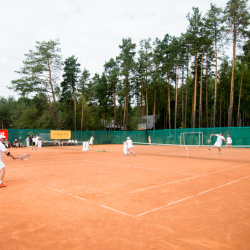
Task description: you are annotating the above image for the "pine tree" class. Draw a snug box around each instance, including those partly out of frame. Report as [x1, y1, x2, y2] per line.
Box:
[11, 39, 63, 129]
[224, 0, 250, 126]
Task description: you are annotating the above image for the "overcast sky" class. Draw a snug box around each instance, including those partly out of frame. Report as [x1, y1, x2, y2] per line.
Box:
[0, 0, 235, 98]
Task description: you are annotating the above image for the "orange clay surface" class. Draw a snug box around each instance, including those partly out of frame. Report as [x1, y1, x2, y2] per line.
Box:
[1, 144, 250, 250]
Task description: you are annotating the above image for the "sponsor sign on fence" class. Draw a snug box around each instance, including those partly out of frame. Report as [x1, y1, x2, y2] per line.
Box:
[50, 130, 71, 140]
[0, 130, 8, 139]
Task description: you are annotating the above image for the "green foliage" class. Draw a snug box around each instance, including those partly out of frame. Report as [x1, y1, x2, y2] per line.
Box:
[5, 1, 250, 130]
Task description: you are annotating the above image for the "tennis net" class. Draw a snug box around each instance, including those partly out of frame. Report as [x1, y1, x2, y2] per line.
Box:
[40, 140, 83, 148]
[132, 142, 250, 163]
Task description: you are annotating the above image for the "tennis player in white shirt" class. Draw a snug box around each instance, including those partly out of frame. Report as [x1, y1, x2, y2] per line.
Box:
[148, 136, 151, 144]
[226, 135, 232, 149]
[209, 133, 225, 154]
[125, 137, 136, 156]
[89, 136, 94, 148]
[0, 135, 17, 188]
[32, 135, 42, 150]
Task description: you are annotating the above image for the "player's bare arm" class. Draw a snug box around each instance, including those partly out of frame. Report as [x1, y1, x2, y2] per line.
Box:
[4, 151, 17, 159]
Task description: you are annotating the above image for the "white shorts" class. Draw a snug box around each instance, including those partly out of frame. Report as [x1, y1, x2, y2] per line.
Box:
[0, 162, 5, 169]
[214, 142, 222, 148]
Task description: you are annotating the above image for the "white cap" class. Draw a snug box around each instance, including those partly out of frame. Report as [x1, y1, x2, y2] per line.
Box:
[127, 137, 130, 140]
[0, 135, 6, 139]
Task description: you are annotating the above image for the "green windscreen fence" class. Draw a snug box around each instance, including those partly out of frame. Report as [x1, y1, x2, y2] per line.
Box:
[147, 127, 250, 146]
[4, 127, 250, 147]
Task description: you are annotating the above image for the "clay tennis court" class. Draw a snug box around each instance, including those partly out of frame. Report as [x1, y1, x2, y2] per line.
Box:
[1, 144, 250, 249]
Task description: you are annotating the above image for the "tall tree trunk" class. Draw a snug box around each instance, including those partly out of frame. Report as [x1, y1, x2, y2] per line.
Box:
[205, 55, 209, 128]
[146, 68, 148, 129]
[123, 96, 126, 131]
[213, 38, 218, 127]
[153, 89, 156, 130]
[191, 52, 198, 128]
[114, 83, 116, 131]
[165, 73, 168, 129]
[185, 51, 189, 128]
[181, 65, 184, 125]
[141, 77, 144, 118]
[228, 23, 237, 127]
[126, 91, 129, 127]
[199, 48, 204, 128]
[48, 59, 61, 129]
[219, 82, 223, 127]
[81, 91, 84, 131]
[237, 62, 244, 127]
[146, 87, 148, 129]
[175, 61, 178, 129]
[123, 77, 129, 131]
[73, 88, 77, 131]
[167, 72, 171, 129]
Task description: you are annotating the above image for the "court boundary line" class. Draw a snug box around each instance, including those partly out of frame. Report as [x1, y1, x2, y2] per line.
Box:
[7, 172, 250, 218]
[135, 175, 250, 217]
[115, 163, 249, 197]
[7, 172, 134, 218]
[7, 155, 250, 218]
[11, 157, 197, 176]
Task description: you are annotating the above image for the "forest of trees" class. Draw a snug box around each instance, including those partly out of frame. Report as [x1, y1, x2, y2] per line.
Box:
[1, 0, 250, 131]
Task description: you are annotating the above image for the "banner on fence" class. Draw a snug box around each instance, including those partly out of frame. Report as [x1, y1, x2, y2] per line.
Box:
[50, 130, 71, 139]
[0, 130, 8, 140]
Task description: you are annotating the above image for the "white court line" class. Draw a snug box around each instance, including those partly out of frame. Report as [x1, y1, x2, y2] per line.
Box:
[115, 176, 199, 197]
[115, 162, 197, 175]
[7, 163, 250, 218]
[8, 172, 134, 218]
[199, 163, 250, 176]
[11, 156, 120, 167]
[135, 175, 250, 217]
[99, 205, 132, 216]
[197, 175, 250, 195]
[12, 156, 196, 175]
[115, 163, 250, 197]
[136, 196, 195, 217]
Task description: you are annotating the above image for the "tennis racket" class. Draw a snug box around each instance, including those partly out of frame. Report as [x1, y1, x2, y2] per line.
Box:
[17, 153, 30, 160]
[207, 135, 212, 143]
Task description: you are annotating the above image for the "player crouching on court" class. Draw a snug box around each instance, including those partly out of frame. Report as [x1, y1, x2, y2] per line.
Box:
[126, 137, 136, 156]
[209, 133, 225, 154]
[0, 135, 17, 188]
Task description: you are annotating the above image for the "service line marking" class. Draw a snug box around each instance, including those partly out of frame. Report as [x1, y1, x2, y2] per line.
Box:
[135, 175, 250, 217]
[8, 172, 134, 218]
[115, 176, 199, 197]
[115, 163, 250, 197]
[12, 157, 197, 175]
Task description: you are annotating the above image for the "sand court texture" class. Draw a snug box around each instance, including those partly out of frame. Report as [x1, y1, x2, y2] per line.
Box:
[1, 144, 250, 249]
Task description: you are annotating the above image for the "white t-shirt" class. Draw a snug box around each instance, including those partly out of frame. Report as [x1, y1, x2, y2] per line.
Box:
[226, 137, 232, 144]
[89, 137, 94, 144]
[33, 137, 39, 145]
[214, 134, 225, 147]
[126, 139, 133, 149]
[0, 141, 7, 162]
